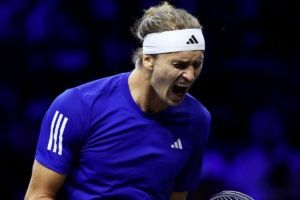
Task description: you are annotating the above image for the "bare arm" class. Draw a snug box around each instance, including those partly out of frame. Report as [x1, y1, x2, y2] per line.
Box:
[170, 191, 188, 200]
[25, 160, 66, 200]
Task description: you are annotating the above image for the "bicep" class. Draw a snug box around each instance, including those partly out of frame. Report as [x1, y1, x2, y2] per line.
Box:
[170, 191, 188, 200]
[25, 160, 66, 200]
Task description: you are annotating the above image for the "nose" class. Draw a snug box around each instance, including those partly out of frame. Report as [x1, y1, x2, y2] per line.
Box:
[182, 65, 197, 82]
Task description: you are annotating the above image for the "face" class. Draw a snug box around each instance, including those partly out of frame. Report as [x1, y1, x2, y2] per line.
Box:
[145, 50, 204, 106]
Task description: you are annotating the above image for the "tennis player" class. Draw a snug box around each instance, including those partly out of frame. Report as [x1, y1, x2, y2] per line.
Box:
[25, 2, 211, 199]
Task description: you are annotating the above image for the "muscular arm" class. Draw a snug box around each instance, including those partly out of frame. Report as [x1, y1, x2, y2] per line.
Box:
[170, 191, 188, 200]
[25, 160, 66, 200]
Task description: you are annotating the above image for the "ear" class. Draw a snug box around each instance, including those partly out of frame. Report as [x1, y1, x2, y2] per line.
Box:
[142, 54, 154, 71]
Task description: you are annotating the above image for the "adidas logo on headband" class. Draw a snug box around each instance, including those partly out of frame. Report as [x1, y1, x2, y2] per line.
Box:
[186, 35, 199, 44]
[143, 29, 205, 54]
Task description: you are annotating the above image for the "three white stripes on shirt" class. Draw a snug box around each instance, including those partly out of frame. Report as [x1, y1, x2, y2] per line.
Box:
[46, 110, 182, 154]
[47, 110, 68, 155]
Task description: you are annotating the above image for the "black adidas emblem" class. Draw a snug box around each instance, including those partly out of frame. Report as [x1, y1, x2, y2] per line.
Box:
[186, 35, 199, 44]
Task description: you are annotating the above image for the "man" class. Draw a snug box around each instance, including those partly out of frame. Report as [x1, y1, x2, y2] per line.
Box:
[25, 2, 211, 200]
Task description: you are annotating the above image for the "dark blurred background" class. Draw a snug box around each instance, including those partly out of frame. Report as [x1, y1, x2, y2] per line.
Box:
[0, 0, 299, 199]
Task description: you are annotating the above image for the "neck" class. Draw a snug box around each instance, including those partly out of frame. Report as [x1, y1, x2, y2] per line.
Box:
[128, 67, 167, 114]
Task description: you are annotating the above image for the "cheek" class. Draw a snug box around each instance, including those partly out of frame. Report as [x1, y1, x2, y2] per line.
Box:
[195, 67, 202, 78]
[151, 67, 176, 95]
[154, 69, 176, 87]
[151, 67, 164, 89]
[152, 65, 169, 83]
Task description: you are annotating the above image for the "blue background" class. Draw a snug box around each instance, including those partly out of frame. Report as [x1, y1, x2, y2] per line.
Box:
[0, 0, 299, 199]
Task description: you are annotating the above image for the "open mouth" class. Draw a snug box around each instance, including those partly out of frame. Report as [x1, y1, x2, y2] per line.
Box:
[172, 84, 188, 97]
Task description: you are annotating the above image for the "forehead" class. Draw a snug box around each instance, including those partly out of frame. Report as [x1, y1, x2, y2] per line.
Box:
[158, 50, 204, 61]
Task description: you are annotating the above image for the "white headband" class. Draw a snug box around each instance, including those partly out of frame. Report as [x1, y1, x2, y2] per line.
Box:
[143, 28, 205, 54]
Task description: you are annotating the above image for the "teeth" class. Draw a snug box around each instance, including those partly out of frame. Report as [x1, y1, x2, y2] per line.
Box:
[176, 83, 187, 88]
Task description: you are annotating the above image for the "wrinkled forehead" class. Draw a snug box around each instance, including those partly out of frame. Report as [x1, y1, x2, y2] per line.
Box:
[157, 50, 204, 62]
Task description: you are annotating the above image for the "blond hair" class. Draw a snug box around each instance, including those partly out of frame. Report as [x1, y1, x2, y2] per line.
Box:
[131, 1, 202, 66]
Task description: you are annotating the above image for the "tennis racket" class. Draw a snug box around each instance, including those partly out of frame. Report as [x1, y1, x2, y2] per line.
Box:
[209, 190, 254, 200]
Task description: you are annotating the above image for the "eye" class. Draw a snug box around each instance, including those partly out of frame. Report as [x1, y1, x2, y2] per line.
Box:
[172, 62, 188, 69]
[193, 61, 203, 69]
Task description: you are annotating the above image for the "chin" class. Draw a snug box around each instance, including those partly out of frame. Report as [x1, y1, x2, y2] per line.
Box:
[167, 97, 184, 106]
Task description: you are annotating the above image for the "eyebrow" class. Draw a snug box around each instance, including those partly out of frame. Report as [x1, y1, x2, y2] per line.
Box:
[171, 59, 189, 63]
[171, 58, 203, 63]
